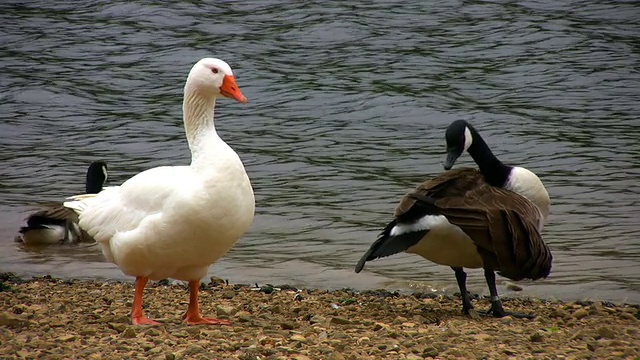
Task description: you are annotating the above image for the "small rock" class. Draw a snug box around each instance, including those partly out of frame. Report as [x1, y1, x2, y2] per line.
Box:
[58, 334, 77, 342]
[184, 345, 206, 355]
[0, 312, 32, 328]
[587, 341, 599, 351]
[52, 303, 67, 312]
[293, 356, 311, 360]
[290, 334, 307, 343]
[330, 317, 351, 325]
[472, 333, 492, 341]
[221, 290, 236, 299]
[215, 305, 236, 316]
[405, 354, 422, 360]
[505, 282, 523, 291]
[210, 276, 225, 286]
[373, 322, 390, 331]
[309, 315, 326, 324]
[121, 327, 137, 338]
[185, 327, 200, 336]
[500, 316, 514, 325]
[529, 332, 544, 343]
[620, 312, 637, 321]
[328, 353, 345, 360]
[165, 353, 175, 360]
[280, 322, 296, 330]
[235, 311, 251, 322]
[596, 326, 616, 339]
[357, 336, 369, 344]
[79, 328, 97, 336]
[108, 323, 126, 332]
[401, 322, 416, 328]
[422, 346, 439, 357]
[144, 328, 161, 337]
[572, 309, 589, 319]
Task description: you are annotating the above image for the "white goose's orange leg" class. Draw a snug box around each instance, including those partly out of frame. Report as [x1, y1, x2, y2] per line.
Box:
[183, 280, 231, 325]
[131, 276, 161, 326]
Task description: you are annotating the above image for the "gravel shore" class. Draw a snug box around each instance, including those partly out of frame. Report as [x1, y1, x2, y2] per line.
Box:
[0, 273, 638, 359]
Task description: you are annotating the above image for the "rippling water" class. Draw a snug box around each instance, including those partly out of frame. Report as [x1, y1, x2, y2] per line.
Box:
[1, 0, 639, 303]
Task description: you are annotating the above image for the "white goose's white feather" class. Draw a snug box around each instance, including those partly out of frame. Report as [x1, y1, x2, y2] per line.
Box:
[64, 58, 255, 282]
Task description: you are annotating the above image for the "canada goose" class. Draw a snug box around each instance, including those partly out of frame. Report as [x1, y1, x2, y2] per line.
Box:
[16, 161, 108, 245]
[444, 120, 550, 226]
[355, 168, 552, 318]
[63, 58, 253, 326]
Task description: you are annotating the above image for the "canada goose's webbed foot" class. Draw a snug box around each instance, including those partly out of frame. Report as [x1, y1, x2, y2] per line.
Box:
[478, 299, 536, 319]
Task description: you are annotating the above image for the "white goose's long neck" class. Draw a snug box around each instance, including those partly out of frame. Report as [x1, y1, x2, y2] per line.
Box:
[183, 89, 221, 165]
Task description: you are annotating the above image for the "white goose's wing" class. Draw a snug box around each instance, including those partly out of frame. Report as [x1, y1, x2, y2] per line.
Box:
[65, 165, 196, 246]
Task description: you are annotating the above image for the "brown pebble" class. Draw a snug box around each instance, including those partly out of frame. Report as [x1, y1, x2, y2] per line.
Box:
[572, 309, 589, 319]
[0, 312, 33, 328]
[330, 317, 351, 325]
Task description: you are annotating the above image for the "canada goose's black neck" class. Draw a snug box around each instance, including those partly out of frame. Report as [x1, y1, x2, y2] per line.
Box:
[466, 126, 512, 187]
[85, 164, 106, 194]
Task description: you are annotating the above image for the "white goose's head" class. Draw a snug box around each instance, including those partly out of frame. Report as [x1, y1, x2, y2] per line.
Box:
[186, 58, 247, 104]
[444, 120, 474, 170]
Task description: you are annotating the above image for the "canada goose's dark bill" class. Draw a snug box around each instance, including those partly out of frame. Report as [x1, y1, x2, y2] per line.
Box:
[443, 149, 461, 170]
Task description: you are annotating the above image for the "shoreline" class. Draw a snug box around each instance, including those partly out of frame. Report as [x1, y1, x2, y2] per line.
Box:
[1, 273, 639, 359]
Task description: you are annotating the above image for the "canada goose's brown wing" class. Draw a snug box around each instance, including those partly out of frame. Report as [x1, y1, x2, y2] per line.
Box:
[394, 168, 482, 220]
[24, 206, 79, 225]
[434, 185, 552, 281]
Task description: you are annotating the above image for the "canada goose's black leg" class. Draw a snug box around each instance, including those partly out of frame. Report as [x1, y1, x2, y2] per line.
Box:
[479, 269, 535, 319]
[452, 267, 479, 319]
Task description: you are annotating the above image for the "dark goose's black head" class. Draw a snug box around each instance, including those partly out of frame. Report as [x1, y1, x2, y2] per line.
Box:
[444, 120, 473, 170]
[86, 161, 108, 194]
[443, 120, 512, 187]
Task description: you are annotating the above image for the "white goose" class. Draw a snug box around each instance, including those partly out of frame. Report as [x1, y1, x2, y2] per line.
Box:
[64, 58, 255, 326]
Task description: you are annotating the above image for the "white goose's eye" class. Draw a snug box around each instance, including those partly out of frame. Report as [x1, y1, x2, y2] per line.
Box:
[211, 68, 219, 74]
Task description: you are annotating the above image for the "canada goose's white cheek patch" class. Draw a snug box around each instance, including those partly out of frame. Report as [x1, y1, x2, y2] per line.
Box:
[390, 215, 449, 236]
[463, 126, 473, 151]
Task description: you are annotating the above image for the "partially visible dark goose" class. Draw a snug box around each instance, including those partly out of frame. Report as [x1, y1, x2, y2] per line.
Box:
[444, 120, 550, 227]
[16, 161, 108, 245]
[355, 168, 552, 318]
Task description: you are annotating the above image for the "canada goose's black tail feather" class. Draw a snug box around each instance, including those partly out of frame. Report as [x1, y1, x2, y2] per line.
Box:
[355, 220, 428, 273]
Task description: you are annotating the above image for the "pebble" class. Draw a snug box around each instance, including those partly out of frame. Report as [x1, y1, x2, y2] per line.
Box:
[121, 327, 137, 338]
[1, 277, 639, 360]
[506, 282, 523, 291]
[330, 317, 351, 325]
[58, 334, 77, 342]
[0, 312, 33, 328]
[572, 309, 589, 319]
[596, 326, 616, 339]
[235, 311, 252, 322]
[372, 322, 390, 331]
[309, 315, 327, 324]
[290, 334, 307, 343]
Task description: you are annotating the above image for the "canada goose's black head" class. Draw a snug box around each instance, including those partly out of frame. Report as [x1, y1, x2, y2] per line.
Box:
[86, 161, 108, 194]
[444, 120, 473, 170]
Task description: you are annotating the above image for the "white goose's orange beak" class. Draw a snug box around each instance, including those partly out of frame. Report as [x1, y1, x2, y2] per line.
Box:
[219, 75, 247, 104]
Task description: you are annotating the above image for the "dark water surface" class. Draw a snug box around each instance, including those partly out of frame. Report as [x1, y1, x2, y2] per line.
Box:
[1, 0, 639, 303]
